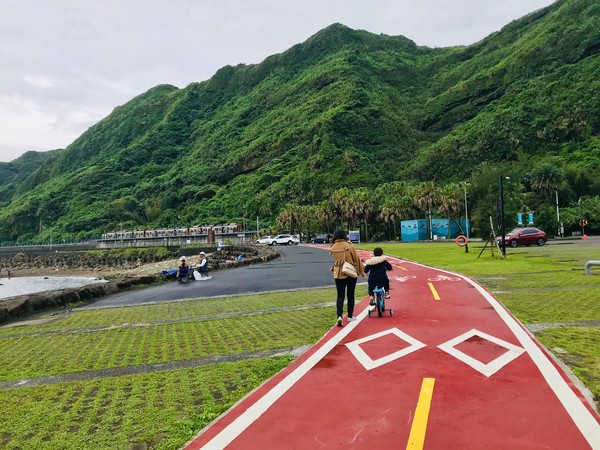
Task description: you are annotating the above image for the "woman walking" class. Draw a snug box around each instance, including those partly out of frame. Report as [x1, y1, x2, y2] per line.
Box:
[329, 229, 365, 326]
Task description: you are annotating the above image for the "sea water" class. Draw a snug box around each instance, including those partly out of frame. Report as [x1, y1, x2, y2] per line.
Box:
[0, 276, 107, 300]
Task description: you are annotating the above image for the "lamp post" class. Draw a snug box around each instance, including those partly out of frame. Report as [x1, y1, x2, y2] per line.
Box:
[463, 182, 469, 239]
[555, 190, 563, 238]
[428, 208, 433, 241]
[499, 175, 509, 257]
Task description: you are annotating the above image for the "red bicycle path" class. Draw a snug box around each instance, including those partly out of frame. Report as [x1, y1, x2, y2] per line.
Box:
[186, 249, 600, 449]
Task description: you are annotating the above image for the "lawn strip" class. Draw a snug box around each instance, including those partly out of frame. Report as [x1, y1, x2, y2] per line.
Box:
[475, 272, 600, 291]
[0, 287, 343, 336]
[535, 327, 600, 406]
[497, 288, 600, 324]
[526, 321, 600, 332]
[491, 285, 600, 294]
[0, 307, 334, 381]
[0, 345, 310, 390]
[0, 357, 293, 450]
[0, 302, 335, 339]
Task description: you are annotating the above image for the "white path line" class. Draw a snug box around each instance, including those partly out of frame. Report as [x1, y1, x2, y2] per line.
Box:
[198, 309, 368, 449]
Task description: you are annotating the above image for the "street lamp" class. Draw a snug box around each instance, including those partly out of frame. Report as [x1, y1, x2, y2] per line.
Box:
[555, 190, 563, 238]
[428, 208, 433, 241]
[499, 175, 510, 257]
[463, 182, 469, 239]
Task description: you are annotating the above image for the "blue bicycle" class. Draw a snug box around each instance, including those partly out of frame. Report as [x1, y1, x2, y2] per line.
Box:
[369, 287, 393, 318]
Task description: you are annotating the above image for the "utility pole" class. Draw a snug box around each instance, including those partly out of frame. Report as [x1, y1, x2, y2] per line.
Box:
[428, 208, 433, 240]
[499, 175, 507, 257]
[555, 190, 563, 238]
[463, 182, 469, 239]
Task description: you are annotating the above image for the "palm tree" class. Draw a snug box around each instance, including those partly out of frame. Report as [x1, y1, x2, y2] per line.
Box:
[349, 188, 374, 241]
[411, 181, 440, 240]
[315, 200, 336, 232]
[379, 196, 413, 240]
[530, 163, 563, 198]
[437, 183, 462, 237]
[294, 205, 318, 237]
[375, 181, 414, 239]
[341, 151, 357, 175]
[331, 188, 352, 229]
[276, 205, 302, 233]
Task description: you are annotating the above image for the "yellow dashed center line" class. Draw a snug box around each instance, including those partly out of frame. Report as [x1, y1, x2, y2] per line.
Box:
[406, 378, 436, 449]
[428, 283, 441, 301]
[393, 264, 408, 271]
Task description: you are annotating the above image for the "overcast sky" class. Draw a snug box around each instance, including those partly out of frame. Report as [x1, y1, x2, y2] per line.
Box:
[0, 0, 555, 163]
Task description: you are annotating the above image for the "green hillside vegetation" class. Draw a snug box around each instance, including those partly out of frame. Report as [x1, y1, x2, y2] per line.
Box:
[0, 0, 599, 243]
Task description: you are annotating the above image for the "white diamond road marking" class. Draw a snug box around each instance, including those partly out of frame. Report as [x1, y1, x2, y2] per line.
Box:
[437, 329, 525, 377]
[346, 328, 426, 371]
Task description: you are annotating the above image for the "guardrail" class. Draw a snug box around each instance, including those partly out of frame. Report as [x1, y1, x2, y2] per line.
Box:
[584, 260, 600, 275]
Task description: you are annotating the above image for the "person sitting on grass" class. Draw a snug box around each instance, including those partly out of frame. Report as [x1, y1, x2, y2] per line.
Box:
[364, 247, 393, 305]
[176, 256, 189, 281]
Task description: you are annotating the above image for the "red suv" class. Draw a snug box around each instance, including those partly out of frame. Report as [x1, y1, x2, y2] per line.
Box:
[497, 227, 547, 248]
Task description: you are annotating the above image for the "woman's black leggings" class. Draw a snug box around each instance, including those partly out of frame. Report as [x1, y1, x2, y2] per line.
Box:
[335, 277, 358, 318]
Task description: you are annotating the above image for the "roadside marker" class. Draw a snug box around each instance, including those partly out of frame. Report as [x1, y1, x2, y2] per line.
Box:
[428, 282, 441, 301]
[406, 378, 435, 449]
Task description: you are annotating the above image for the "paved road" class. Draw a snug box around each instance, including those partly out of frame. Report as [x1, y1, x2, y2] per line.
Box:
[78, 245, 337, 309]
[187, 249, 600, 450]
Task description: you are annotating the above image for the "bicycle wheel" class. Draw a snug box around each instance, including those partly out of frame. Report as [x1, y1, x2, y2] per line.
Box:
[377, 291, 383, 317]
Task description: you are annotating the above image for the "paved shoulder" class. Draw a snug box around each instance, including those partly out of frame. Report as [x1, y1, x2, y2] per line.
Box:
[78, 246, 336, 309]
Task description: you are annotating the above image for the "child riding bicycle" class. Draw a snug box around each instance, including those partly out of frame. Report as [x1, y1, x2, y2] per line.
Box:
[364, 247, 393, 305]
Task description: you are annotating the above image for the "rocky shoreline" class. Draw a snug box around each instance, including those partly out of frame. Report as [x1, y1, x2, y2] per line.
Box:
[0, 245, 279, 325]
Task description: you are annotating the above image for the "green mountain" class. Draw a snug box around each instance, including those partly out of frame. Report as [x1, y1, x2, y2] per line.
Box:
[1, 0, 599, 242]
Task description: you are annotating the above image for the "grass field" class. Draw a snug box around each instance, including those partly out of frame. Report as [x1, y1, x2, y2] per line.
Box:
[0, 239, 598, 449]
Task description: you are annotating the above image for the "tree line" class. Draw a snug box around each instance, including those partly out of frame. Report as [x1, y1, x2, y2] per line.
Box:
[272, 166, 599, 241]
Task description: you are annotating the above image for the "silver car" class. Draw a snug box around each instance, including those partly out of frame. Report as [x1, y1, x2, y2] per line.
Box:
[256, 235, 273, 244]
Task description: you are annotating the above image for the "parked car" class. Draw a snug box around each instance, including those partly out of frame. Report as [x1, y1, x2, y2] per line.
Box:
[311, 234, 330, 244]
[496, 227, 547, 248]
[256, 235, 273, 244]
[269, 234, 300, 246]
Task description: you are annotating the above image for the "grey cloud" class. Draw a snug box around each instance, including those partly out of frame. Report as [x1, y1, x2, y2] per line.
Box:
[0, 0, 555, 162]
